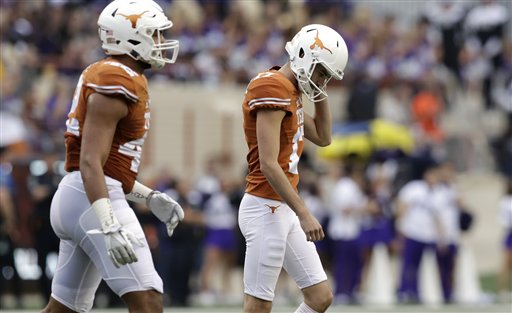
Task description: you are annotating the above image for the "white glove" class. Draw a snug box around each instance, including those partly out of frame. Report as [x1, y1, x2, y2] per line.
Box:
[88, 198, 144, 268]
[147, 191, 185, 237]
[102, 224, 144, 268]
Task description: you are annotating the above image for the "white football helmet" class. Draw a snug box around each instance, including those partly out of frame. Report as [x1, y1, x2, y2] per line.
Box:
[285, 24, 348, 102]
[98, 0, 179, 69]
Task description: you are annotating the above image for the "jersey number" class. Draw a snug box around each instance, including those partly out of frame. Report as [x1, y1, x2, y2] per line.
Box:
[245, 72, 274, 94]
[288, 108, 304, 175]
[118, 110, 150, 173]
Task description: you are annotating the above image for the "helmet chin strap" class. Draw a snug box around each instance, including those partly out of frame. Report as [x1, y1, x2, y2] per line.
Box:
[138, 59, 152, 69]
[125, 49, 151, 69]
[129, 49, 140, 59]
[295, 62, 329, 102]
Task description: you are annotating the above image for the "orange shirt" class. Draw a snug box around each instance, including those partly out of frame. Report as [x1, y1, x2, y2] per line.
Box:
[242, 67, 304, 201]
[411, 91, 444, 142]
[64, 58, 150, 193]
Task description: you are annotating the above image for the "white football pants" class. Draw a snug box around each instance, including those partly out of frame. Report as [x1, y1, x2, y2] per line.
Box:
[238, 193, 327, 301]
[49, 171, 162, 312]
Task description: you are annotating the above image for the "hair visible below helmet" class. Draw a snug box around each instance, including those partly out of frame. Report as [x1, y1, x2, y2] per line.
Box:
[285, 24, 348, 102]
[97, 0, 179, 69]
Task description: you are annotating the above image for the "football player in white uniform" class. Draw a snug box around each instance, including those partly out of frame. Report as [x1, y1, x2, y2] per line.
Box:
[41, 1, 183, 312]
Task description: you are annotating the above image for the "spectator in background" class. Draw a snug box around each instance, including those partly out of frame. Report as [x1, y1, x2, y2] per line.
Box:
[411, 79, 445, 144]
[29, 156, 62, 301]
[425, 0, 467, 81]
[346, 73, 378, 123]
[464, 0, 509, 110]
[389, 17, 436, 84]
[491, 38, 512, 122]
[195, 156, 222, 202]
[0, 111, 30, 159]
[497, 179, 512, 302]
[198, 177, 238, 305]
[431, 161, 461, 303]
[327, 164, 367, 304]
[395, 160, 440, 304]
[491, 123, 512, 179]
[0, 156, 22, 309]
[358, 159, 397, 292]
[157, 180, 204, 307]
[0, 109, 30, 309]
[40, 75, 74, 136]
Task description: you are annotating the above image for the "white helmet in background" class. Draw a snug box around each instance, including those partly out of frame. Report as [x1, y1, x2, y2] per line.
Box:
[285, 24, 348, 102]
[98, 0, 179, 69]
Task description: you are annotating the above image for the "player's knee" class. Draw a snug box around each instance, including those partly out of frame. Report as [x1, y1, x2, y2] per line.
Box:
[243, 294, 272, 313]
[323, 290, 334, 309]
[125, 290, 163, 313]
[145, 291, 163, 313]
[311, 291, 333, 312]
[304, 285, 332, 312]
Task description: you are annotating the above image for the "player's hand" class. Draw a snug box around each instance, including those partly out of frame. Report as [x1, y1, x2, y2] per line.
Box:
[88, 223, 144, 268]
[104, 224, 144, 268]
[298, 212, 324, 242]
[88, 198, 144, 268]
[147, 191, 185, 237]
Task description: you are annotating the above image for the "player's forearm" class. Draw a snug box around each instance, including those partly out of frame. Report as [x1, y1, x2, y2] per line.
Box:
[80, 159, 109, 204]
[80, 160, 120, 230]
[313, 100, 332, 144]
[261, 162, 309, 218]
[305, 100, 332, 146]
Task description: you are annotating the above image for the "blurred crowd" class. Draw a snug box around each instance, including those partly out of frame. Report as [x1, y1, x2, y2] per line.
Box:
[1, 0, 512, 163]
[1, 0, 511, 309]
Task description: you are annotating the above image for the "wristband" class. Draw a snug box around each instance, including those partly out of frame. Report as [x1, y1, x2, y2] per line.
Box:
[91, 198, 120, 234]
[126, 181, 153, 205]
